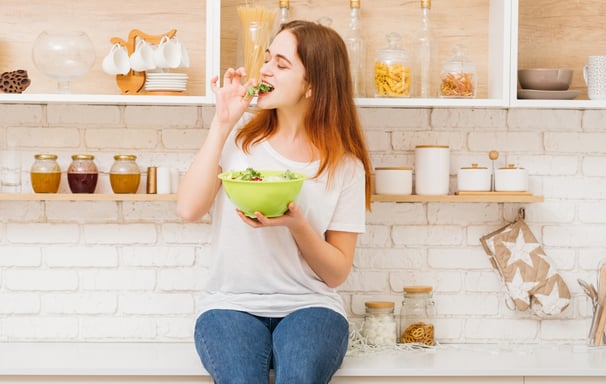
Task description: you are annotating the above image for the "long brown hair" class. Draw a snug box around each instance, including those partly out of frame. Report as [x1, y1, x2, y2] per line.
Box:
[236, 20, 372, 210]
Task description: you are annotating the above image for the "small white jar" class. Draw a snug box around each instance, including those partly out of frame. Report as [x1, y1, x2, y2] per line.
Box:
[415, 145, 450, 195]
[495, 164, 528, 191]
[374, 167, 413, 195]
[457, 163, 491, 191]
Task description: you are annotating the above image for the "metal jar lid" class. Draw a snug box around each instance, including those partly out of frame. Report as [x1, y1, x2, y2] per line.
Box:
[34, 154, 58, 160]
[71, 154, 95, 160]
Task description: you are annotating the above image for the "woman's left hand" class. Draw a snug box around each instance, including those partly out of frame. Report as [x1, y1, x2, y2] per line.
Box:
[236, 202, 304, 230]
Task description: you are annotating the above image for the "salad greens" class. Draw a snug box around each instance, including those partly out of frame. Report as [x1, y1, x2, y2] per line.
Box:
[232, 167, 263, 181]
[245, 82, 273, 98]
[231, 168, 299, 182]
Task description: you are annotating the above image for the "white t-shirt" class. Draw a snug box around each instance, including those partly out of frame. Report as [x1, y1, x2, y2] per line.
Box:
[198, 127, 366, 319]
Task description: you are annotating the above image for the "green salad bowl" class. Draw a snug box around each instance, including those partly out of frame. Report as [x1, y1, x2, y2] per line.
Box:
[218, 169, 307, 218]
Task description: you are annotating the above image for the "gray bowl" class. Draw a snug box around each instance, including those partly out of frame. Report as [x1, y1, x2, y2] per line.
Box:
[518, 68, 573, 91]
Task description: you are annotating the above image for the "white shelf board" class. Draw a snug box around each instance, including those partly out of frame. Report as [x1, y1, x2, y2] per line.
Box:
[356, 97, 509, 108]
[0, 93, 214, 106]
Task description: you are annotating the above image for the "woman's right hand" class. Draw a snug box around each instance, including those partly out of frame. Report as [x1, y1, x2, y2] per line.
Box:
[211, 67, 256, 129]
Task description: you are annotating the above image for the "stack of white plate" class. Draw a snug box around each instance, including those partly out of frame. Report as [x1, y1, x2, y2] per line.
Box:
[144, 72, 188, 92]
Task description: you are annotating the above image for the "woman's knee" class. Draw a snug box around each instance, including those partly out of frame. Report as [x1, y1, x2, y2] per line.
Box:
[272, 308, 348, 384]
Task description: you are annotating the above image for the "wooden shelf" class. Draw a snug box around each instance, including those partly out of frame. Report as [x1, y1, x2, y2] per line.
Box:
[0, 193, 176, 201]
[2, 193, 543, 203]
[372, 193, 544, 203]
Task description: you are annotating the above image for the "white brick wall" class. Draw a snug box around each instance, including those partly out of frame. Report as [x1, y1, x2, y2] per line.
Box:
[0, 104, 604, 345]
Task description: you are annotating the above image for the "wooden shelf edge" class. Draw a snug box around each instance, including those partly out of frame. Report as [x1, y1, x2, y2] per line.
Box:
[0, 193, 177, 201]
[2, 194, 543, 203]
[371, 194, 544, 203]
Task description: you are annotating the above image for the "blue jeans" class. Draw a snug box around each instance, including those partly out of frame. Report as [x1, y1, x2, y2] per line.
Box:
[194, 307, 349, 384]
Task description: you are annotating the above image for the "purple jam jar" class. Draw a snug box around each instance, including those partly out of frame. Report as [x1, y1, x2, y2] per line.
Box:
[67, 154, 98, 193]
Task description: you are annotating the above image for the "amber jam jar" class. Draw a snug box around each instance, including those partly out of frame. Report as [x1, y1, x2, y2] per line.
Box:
[67, 154, 98, 193]
[30, 154, 61, 193]
[109, 155, 141, 194]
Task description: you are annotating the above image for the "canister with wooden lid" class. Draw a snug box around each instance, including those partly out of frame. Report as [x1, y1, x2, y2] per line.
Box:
[457, 163, 491, 192]
[495, 164, 528, 192]
[374, 166, 413, 195]
[414, 145, 450, 195]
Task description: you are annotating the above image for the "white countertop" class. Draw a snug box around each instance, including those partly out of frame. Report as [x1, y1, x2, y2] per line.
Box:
[1, 342, 605, 377]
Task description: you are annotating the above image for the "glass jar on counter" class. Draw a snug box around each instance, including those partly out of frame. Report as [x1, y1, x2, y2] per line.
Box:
[361, 301, 397, 346]
[67, 154, 98, 193]
[399, 286, 436, 345]
[109, 154, 141, 194]
[374, 32, 411, 98]
[30, 154, 61, 193]
[439, 44, 476, 98]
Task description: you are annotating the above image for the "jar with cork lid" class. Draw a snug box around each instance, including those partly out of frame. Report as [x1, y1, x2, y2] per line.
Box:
[361, 301, 397, 346]
[399, 286, 436, 345]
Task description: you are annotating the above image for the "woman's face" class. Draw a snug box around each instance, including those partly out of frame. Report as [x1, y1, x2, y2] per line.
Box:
[256, 30, 309, 109]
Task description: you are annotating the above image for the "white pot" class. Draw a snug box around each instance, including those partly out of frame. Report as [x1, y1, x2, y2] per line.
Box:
[374, 167, 413, 195]
[457, 164, 491, 191]
[495, 164, 528, 191]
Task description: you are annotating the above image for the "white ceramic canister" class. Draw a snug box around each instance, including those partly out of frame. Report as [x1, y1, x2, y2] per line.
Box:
[415, 145, 450, 195]
[374, 167, 413, 195]
[494, 164, 528, 191]
[457, 163, 491, 191]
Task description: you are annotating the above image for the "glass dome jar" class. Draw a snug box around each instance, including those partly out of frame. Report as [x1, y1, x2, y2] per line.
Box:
[374, 32, 410, 98]
[399, 286, 436, 345]
[439, 44, 476, 98]
[67, 154, 98, 194]
[110, 154, 141, 194]
[30, 154, 61, 193]
[361, 301, 397, 346]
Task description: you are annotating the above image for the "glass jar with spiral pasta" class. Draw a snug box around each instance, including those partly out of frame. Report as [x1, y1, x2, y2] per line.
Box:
[374, 32, 410, 97]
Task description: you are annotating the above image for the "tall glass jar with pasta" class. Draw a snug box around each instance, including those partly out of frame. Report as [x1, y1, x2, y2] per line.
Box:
[399, 286, 436, 345]
[374, 32, 410, 98]
[237, 3, 277, 82]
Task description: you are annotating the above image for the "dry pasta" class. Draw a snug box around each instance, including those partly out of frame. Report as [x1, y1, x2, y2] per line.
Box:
[237, 5, 277, 81]
[374, 62, 411, 97]
[440, 72, 474, 97]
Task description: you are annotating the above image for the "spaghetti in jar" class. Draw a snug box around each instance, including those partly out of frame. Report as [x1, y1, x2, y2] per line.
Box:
[399, 286, 436, 345]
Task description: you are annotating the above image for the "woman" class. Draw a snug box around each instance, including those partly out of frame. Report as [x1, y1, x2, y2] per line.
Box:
[177, 20, 372, 384]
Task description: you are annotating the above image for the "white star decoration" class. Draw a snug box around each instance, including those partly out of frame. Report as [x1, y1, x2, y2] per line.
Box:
[502, 229, 540, 268]
[506, 268, 537, 305]
[532, 282, 570, 316]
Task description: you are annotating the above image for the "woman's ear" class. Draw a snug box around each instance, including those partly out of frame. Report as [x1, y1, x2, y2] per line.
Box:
[305, 87, 312, 98]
